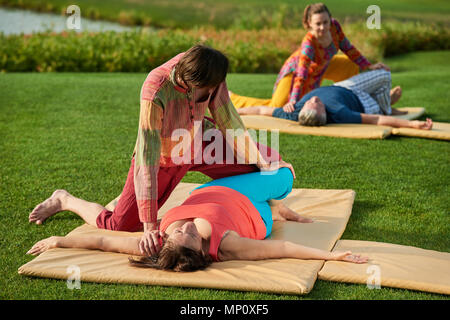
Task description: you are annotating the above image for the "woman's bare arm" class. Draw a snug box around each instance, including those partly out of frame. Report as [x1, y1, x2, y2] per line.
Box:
[218, 232, 367, 263]
[27, 235, 143, 256]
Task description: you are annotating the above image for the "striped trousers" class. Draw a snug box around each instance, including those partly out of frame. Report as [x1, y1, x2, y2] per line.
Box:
[333, 69, 392, 115]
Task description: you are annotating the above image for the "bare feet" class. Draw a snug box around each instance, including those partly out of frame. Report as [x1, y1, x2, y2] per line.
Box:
[29, 189, 68, 225]
[411, 118, 433, 130]
[270, 200, 314, 223]
[390, 86, 402, 105]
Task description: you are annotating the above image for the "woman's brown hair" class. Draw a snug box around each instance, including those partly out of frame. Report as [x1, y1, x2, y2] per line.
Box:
[302, 3, 332, 29]
[129, 240, 213, 272]
[175, 44, 229, 89]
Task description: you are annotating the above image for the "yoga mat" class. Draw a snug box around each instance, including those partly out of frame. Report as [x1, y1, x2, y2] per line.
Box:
[318, 240, 450, 295]
[241, 115, 393, 139]
[241, 107, 429, 140]
[18, 183, 356, 295]
[392, 121, 450, 141]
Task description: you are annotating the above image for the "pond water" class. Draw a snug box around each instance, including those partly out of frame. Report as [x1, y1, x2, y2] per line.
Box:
[0, 7, 141, 35]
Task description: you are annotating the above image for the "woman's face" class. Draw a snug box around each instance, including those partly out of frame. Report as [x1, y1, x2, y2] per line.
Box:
[168, 221, 203, 252]
[308, 12, 331, 38]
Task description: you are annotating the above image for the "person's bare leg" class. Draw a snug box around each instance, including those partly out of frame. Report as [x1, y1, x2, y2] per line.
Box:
[29, 189, 105, 226]
[270, 199, 314, 223]
[237, 106, 275, 116]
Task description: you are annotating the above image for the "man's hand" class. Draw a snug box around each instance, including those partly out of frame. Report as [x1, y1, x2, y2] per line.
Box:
[282, 102, 295, 113]
[139, 229, 165, 256]
[411, 118, 433, 130]
[258, 160, 296, 179]
[368, 62, 390, 71]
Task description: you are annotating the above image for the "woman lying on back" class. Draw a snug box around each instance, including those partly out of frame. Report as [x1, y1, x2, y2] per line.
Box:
[27, 168, 368, 271]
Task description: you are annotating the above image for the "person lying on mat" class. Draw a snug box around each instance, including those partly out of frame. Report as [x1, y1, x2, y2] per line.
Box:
[237, 69, 433, 130]
[229, 2, 390, 110]
[27, 168, 368, 272]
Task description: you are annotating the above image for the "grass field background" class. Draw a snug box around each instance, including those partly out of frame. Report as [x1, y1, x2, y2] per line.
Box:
[0, 51, 449, 299]
[2, 0, 450, 28]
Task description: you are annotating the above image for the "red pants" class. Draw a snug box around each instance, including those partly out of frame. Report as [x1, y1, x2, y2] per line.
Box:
[96, 137, 281, 232]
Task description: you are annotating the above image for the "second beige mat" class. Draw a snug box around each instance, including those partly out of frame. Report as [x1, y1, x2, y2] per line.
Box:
[318, 240, 450, 295]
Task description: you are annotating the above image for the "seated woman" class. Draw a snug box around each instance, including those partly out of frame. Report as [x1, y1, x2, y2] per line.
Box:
[27, 168, 368, 272]
[230, 3, 390, 110]
[237, 70, 433, 130]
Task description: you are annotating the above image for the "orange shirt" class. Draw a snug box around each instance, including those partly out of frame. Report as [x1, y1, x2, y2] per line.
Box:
[159, 186, 266, 261]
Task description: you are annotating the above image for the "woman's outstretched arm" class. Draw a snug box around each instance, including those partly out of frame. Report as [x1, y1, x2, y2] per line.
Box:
[218, 232, 368, 263]
[27, 234, 144, 256]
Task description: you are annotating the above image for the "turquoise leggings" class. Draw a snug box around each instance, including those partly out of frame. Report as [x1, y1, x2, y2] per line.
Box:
[194, 167, 294, 237]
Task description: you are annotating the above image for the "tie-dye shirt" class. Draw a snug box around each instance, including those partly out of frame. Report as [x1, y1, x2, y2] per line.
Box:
[134, 53, 247, 224]
[274, 18, 371, 105]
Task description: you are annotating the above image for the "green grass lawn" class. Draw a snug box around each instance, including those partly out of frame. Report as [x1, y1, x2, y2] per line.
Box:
[1, 51, 449, 300]
[2, 0, 450, 28]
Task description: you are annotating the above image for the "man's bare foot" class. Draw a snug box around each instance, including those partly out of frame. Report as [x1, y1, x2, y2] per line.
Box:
[411, 118, 433, 130]
[390, 86, 402, 105]
[29, 189, 69, 225]
[270, 200, 314, 223]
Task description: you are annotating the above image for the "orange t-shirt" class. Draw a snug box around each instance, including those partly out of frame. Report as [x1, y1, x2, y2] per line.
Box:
[159, 186, 266, 261]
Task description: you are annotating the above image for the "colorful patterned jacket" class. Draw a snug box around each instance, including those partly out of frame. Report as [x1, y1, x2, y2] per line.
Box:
[274, 18, 372, 105]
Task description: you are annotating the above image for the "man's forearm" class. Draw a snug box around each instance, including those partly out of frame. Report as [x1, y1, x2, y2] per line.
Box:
[377, 116, 411, 128]
[361, 113, 412, 128]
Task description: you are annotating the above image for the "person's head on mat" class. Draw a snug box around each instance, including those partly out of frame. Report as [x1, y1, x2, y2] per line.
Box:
[129, 221, 213, 272]
[297, 96, 327, 126]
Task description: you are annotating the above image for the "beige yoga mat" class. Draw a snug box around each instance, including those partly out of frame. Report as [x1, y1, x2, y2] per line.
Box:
[318, 240, 450, 295]
[392, 121, 450, 141]
[18, 183, 356, 295]
[241, 115, 392, 139]
[241, 107, 426, 140]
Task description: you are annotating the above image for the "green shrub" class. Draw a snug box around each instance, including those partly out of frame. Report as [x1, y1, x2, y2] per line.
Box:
[0, 22, 448, 73]
[0, 30, 197, 72]
[374, 22, 450, 57]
